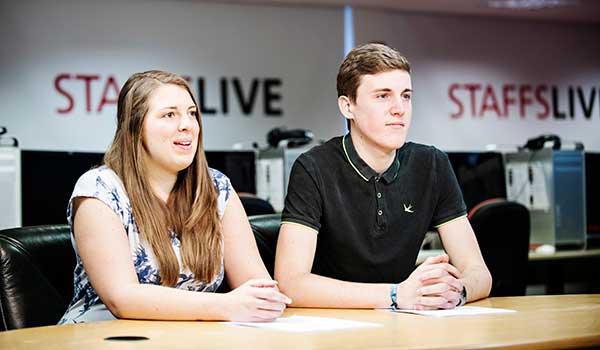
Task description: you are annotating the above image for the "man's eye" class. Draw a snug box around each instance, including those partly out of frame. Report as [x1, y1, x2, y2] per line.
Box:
[376, 94, 388, 99]
[402, 94, 412, 101]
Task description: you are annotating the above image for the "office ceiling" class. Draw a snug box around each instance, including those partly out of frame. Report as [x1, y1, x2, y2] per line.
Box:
[206, 0, 600, 23]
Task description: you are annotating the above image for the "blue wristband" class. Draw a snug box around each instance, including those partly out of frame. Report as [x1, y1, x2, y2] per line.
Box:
[390, 284, 398, 309]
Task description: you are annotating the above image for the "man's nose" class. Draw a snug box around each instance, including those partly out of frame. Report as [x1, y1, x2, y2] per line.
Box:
[390, 96, 405, 116]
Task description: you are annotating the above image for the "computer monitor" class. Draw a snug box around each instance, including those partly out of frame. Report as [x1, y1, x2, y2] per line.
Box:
[205, 151, 256, 194]
[586, 152, 600, 239]
[446, 152, 507, 211]
[20, 150, 256, 226]
[21, 150, 104, 226]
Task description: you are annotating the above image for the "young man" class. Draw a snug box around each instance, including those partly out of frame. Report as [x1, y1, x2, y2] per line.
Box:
[274, 43, 492, 310]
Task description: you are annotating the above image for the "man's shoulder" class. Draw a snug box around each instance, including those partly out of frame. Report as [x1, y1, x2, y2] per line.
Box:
[403, 142, 446, 160]
[297, 136, 344, 165]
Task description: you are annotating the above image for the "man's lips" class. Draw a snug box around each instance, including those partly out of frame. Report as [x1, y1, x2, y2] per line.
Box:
[386, 122, 405, 127]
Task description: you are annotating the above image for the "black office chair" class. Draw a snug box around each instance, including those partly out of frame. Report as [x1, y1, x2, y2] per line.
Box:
[468, 199, 530, 297]
[239, 196, 276, 216]
[0, 225, 75, 331]
[216, 213, 281, 293]
[249, 214, 281, 278]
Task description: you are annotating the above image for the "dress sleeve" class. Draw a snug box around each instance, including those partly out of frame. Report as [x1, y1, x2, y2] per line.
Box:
[431, 149, 467, 228]
[66, 168, 130, 229]
[209, 168, 232, 219]
[281, 155, 322, 233]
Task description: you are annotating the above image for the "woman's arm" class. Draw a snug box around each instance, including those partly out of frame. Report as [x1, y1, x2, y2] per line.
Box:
[73, 197, 288, 322]
[221, 191, 277, 288]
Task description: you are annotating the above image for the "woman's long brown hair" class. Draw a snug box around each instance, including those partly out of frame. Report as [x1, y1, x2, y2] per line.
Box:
[104, 70, 221, 286]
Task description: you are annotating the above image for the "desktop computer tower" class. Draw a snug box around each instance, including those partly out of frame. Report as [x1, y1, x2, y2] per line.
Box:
[505, 149, 586, 248]
[256, 147, 312, 212]
[0, 147, 21, 230]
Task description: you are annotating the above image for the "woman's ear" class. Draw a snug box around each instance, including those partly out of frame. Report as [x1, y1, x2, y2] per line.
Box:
[338, 95, 354, 122]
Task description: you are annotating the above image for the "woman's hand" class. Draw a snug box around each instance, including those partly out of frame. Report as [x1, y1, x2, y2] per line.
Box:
[223, 279, 292, 322]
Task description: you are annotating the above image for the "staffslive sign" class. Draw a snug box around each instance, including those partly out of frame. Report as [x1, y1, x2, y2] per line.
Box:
[448, 83, 598, 120]
[53, 73, 284, 117]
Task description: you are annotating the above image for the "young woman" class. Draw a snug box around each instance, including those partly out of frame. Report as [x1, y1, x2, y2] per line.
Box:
[59, 70, 290, 324]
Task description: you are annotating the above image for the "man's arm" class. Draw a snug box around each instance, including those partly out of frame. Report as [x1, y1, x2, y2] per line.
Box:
[274, 223, 461, 309]
[438, 217, 492, 303]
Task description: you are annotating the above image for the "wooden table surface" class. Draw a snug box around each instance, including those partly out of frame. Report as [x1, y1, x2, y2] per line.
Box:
[1, 294, 599, 350]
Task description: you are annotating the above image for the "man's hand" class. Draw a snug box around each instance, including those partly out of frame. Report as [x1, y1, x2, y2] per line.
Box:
[396, 254, 463, 310]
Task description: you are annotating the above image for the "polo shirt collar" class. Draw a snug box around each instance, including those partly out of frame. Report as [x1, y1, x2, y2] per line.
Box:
[342, 132, 400, 183]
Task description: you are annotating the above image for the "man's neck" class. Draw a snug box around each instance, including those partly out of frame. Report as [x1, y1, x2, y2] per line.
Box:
[350, 132, 398, 174]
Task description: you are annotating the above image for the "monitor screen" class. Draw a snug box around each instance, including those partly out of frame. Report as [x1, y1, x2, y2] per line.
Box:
[21, 150, 104, 226]
[586, 152, 600, 235]
[446, 152, 507, 211]
[205, 151, 256, 195]
[21, 150, 256, 226]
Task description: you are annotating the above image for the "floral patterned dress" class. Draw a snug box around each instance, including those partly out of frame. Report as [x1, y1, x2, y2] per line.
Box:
[58, 166, 231, 324]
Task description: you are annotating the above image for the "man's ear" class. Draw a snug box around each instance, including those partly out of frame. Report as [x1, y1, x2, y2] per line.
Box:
[338, 95, 354, 122]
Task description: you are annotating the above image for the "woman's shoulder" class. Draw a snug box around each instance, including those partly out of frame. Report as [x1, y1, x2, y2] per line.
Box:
[74, 166, 124, 193]
[208, 167, 230, 188]
[68, 165, 131, 226]
[208, 167, 232, 204]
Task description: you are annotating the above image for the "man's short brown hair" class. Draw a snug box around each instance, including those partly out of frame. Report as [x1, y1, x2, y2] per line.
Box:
[337, 43, 411, 102]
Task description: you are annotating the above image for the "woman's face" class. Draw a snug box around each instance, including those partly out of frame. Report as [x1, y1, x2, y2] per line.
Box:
[141, 83, 200, 177]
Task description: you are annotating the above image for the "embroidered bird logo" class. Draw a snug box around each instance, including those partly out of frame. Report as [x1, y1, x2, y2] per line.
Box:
[403, 203, 414, 213]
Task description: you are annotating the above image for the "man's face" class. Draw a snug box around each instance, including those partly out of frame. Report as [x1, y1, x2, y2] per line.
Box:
[344, 69, 412, 154]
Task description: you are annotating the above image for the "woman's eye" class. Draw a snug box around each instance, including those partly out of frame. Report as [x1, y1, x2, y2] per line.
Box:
[164, 112, 175, 118]
[189, 110, 198, 117]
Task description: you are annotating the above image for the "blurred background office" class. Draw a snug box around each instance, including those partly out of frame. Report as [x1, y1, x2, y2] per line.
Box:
[1, 0, 599, 295]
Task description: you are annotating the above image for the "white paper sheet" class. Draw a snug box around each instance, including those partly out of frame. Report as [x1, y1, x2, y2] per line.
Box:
[390, 306, 516, 317]
[222, 315, 382, 332]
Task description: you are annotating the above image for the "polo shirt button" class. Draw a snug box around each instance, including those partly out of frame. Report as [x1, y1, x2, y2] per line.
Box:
[378, 210, 383, 215]
[377, 192, 382, 198]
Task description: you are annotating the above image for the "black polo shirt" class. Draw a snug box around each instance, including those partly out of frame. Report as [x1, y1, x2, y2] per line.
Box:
[281, 133, 467, 284]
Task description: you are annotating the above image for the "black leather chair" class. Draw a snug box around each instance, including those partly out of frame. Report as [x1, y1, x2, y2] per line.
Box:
[249, 214, 281, 277]
[240, 196, 276, 217]
[0, 216, 282, 328]
[0, 225, 74, 331]
[468, 199, 530, 297]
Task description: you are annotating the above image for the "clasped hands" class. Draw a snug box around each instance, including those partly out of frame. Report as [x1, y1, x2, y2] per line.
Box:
[396, 254, 463, 310]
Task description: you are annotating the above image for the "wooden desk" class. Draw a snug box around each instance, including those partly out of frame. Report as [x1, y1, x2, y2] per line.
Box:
[1, 295, 599, 350]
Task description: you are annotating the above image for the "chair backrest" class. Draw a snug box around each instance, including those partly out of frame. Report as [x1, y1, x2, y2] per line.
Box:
[240, 196, 276, 217]
[468, 199, 530, 297]
[249, 214, 281, 278]
[0, 225, 74, 331]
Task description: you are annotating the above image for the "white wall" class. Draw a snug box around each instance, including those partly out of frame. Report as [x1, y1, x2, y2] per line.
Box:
[355, 9, 600, 151]
[0, 0, 345, 152]
[2, 2, 599, 153]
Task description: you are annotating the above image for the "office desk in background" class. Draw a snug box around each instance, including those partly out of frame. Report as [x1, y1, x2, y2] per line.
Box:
[417, 248, 600, 264]
[1, 295, 599, 350]
[418, 248, 600, 294]
[528, 248, 600, 294]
